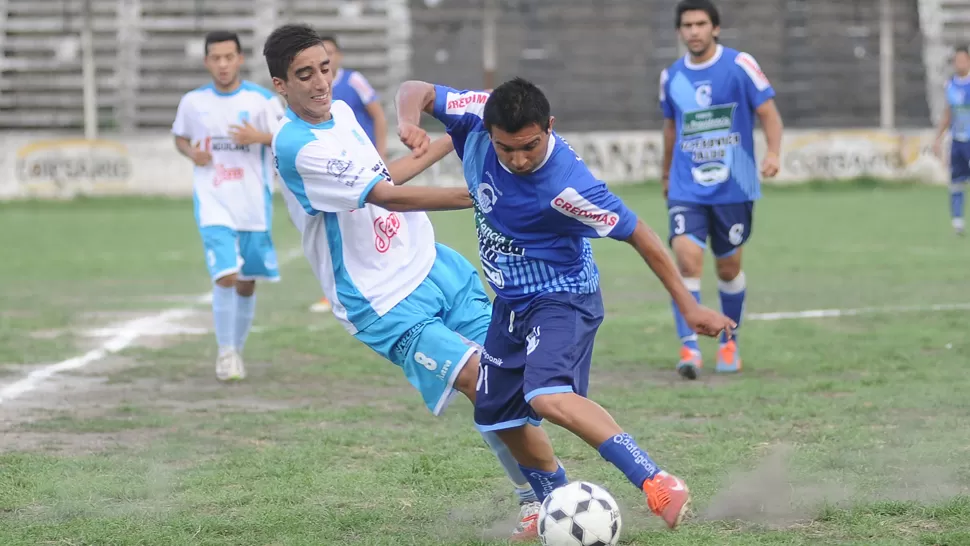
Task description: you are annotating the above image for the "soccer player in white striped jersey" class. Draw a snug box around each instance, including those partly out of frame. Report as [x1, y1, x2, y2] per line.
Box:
[173, 31, 284, 382]
[263, 24, 549, 540]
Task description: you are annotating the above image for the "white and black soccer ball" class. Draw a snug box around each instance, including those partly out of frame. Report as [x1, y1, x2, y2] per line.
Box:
[538, 481, 622, 546]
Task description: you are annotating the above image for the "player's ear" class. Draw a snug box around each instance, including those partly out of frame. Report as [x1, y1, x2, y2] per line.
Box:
[271, 77, 286, 97]
[547, 116, 556, 133]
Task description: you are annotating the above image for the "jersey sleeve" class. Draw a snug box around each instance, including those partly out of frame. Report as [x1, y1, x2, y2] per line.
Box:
[734, 52, 776, 110]
[659, 68, 675, 120]
[282, 138, 386, 214]
[430, 84, 489, 158]
[547, 170, 638, 240]
[172, 94, 195, 139]
[348, 71, 379, 105]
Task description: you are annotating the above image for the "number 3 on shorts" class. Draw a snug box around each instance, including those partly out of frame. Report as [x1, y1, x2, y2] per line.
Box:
[673, 213, 686, 235]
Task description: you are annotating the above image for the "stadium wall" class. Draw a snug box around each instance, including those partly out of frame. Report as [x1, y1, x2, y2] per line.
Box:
[0, 129, 947, 201]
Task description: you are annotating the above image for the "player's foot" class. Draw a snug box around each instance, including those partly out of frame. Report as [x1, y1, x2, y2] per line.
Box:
[216, 349, 245, 381]
[676, 346, 702, 380]
[643, 470, 690, 529]
[954, 218, 965, 236]
[310, 297, 332, 313]
[715, 339, 742, 373]
[510, 501, 540, 541]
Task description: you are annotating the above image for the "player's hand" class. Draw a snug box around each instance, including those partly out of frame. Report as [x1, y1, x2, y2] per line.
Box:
[683, 305, 736, 339]
[760, 151, 780, 178]
[229, 121, 263, 146]
[191, 142, 212, 167]
[398, 122, 430, 158]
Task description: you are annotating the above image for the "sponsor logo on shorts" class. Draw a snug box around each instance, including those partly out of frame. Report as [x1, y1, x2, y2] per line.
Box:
[481, 349, 504, 367]
[526, 326, 541, 355]
[550, 187, 619, 237]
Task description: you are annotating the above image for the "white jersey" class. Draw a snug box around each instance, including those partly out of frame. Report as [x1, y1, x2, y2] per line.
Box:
[273, 100, 437, 334]
[172, 81, 284, 232]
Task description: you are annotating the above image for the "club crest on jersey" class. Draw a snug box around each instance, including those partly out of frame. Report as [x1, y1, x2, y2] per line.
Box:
[327, 159, 352, 186]
[691, 162, 731, 186]
[694, 83, 713, 108]
[476, 180, 500, 213]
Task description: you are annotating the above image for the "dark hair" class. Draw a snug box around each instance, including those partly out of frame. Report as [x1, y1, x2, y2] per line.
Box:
[263, 23, 325, 81]
[483, 78, 551, 134]
[675, 0, 720, 28]
[204, 31, 241, 55]
[319, 34, 340, 50]
[956, 45, 970, 56]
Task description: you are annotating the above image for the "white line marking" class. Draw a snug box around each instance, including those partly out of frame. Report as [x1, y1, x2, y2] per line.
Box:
[748, 302, 970, 321]
[0, 248, 305, 405]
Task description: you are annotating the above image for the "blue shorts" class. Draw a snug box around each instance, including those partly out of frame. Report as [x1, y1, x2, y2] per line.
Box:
[951, 141, 970, 183]
[667, 200, 754, 258]
[473, 290, 605, 432]
[354, 244, 492, 416]
[199, 226, 280, 282]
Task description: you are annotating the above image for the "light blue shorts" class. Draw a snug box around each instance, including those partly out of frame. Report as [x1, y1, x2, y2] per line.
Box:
[199, 226, 280, 282]
[354, 243, 492, 415]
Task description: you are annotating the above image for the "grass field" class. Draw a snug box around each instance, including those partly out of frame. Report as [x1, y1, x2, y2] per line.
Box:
[2, 182, 970, 546]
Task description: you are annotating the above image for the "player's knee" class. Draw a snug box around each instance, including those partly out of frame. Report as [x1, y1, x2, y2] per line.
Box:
[671, 237, 704, 277]
[715, 258, 742, 281]
[215, 273, 237, 288]
[528, 392, 575, 426]
[235, 280, 256, 297]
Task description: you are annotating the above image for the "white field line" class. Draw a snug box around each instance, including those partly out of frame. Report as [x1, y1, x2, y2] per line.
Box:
[747, 302, 970, 321]
[0, 248, 305, 405]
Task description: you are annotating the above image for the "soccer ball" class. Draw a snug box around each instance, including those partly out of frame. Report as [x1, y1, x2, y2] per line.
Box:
[538, 481, 622, 546]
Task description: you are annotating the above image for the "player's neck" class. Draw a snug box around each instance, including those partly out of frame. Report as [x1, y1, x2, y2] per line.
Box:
[213, 78, 242, 94]
[688, 44, 720, 66]
[293, 106, 332, 126]
[958, 71, 970, 80]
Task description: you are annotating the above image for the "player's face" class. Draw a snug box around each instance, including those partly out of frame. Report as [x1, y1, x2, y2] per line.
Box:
[490, 118, 556, 174]
[273, 44, 334, 124]
[955, 52, 970, 76]
[678, 10, 719, 57]
[204, 40, 243, 90]
[322, 40, 342, 72]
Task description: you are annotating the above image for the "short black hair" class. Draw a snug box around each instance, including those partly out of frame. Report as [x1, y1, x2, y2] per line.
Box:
[319, 34, 339, 49]
[204, 31, 241, 55]
[483, 78, 551, 134]
[675, 0, 720, 28]
[263, 23, 325, 81]
[956, 45, 970, 56]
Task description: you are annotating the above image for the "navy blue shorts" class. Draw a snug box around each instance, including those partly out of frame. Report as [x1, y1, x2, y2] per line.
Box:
[667, 200, 754, 258]
[952, 141, 970, 183]
[473, 290, 605, 432]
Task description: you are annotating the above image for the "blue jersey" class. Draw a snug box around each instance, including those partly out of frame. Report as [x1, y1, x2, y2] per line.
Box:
[331, 68, 380, 144]
[660, 45, 775, 204]
[946, 75, 970, 143]
[431, 85, 639, 313]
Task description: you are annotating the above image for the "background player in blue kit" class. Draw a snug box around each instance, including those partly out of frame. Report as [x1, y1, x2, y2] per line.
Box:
[933, 45, 970, 236]
[396, 77, 735, 533]
[660, 0, 784, 379]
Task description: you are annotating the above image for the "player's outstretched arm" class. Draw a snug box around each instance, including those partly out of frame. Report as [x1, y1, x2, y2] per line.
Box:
[365, 181, 471, 212]
[394, 80, 437, 157]
[625, 218, 735, 338]
[386, 135, 455, 185]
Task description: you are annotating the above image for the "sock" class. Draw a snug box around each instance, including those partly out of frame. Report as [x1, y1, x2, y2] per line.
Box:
[519, 463, 568, 503]
[951, 183, 965, 223]
[212, 284, 236, 351]
[671, 277, 701, 350]
[598, 432, 660, 490]
[234, 292, 257, 352]
[718, 272, 746, 344]
[480, 430, 539, 504]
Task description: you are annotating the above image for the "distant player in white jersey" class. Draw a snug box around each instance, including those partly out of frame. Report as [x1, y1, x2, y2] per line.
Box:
[172, 31, 284, 381]
[263, 23, 551, 540]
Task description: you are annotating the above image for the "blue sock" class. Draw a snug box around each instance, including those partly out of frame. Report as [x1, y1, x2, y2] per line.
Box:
[598, 433, 660, 490]
[212, 284, 235, 351]
[519, 463, 568, 503]
[480, 430, 539, 504]
[718, 272, 746, 344]
[951, 183, 965, 220]
[234, 292, 256, 352]
[671, 277, 701, 350]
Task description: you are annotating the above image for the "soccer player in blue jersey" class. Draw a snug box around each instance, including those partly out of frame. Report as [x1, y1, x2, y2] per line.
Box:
[660, 0, 784, 379]
[262, 23, 548, 540]
[395, 77, 735, 532]
[933, 45, 970, 236]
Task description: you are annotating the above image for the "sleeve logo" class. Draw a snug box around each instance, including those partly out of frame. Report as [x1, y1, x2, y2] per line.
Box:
[551, 187, 619, 237]
[445, 91, 489, 116]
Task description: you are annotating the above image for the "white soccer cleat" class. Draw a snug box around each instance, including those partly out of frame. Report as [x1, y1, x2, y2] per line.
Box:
[216, 348, 244, 381]
[954, 218, 965, 236]
[309, 297, 332, 313]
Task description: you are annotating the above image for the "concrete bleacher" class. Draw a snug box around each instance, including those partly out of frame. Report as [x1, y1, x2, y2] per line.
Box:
[0, 0, 405, 131]
[408, 0, 931, 130]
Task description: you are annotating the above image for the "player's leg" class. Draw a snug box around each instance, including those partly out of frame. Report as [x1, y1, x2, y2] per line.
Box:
[236, 231, 281, 353]
[488, 292, 690, 529]
[949, 142, 969, 235]
[710, 202, 754, 373]
[199, 225, 243, 381]
[667, 202, 707, 379]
